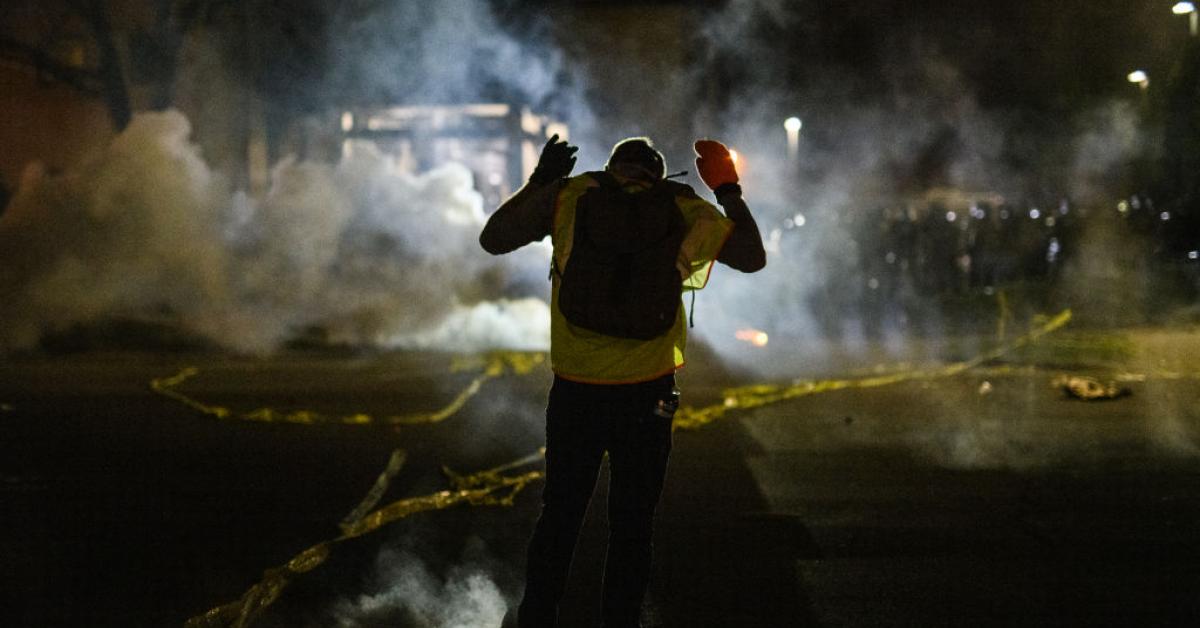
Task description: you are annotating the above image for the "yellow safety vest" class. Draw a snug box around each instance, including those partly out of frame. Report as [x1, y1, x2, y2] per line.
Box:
[549, 173, 733, 384]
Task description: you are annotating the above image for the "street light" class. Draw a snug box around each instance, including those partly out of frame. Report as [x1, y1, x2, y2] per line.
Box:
[1127, 69, 1149, 90]
[1174, 1, 1198, 37]
[784, 116, 802, 160]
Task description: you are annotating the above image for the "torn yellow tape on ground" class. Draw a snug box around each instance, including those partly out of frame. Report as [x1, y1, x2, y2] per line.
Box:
[673, 309, 1073, 431]
[339, 448, 407, 534]
[185, 313, 1072, 625]
[185, 456, 545, 628]
[152, 352, 545, 426]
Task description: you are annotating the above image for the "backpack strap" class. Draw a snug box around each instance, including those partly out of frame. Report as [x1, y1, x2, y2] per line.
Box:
[588, 170, 621, 189]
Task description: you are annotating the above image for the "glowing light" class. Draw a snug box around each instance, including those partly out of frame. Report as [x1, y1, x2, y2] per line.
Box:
[867, 277, 880, 290]
[784, 118, 802, 159]
[1160, 211, 1171, 221]
[1117, 201, 1129, 213]
[793, 213, 806, 227]
[729, 149, 739, 164]
[1127, 70, 1148, 84]
[1173, 2, 1195, 15]
[340, 111, 354, 132]
[1029, 208, 1041, 219]
[946, 211, 957, 222]
[1045, 216, 1057, 227]
[735, 329, 769, 347]
[1188, 250, 1199, 260]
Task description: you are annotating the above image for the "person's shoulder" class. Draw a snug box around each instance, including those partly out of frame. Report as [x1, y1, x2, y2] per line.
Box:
[660, 180, 718, 215]
[658, 179, 703, 200]
[566, 171, 608, 188]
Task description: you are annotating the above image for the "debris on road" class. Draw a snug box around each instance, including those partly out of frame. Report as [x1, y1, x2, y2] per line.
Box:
[1052, 375, 1131, 401]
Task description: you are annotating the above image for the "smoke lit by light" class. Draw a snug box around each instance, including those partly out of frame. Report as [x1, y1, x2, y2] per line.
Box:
[735, 328, 769, 347]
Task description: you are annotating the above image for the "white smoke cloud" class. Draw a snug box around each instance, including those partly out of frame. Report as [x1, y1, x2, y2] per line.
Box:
[680, 1, 1158, 376]
[0, 110, 551, 354]
[332, 547, 508, 628]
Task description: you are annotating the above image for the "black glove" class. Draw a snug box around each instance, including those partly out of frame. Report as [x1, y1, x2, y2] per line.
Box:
[529, 134, 578, 185]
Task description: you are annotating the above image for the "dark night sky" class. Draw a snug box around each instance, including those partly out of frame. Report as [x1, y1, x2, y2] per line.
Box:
[690, 0, 1187, 112]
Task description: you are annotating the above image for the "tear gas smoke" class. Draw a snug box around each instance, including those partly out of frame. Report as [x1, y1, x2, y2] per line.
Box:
[0, 111, 551, 354]
[682, 0, 1169, 378]
[332, 543, 508, 628]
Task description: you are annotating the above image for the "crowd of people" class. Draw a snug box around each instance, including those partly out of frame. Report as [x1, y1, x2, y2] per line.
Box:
[792, 194, 1199, 339]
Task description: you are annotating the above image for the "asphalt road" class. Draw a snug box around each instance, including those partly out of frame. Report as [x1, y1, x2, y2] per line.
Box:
[3, 326, 1200, 627]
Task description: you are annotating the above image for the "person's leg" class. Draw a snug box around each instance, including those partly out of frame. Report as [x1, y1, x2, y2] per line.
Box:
[600, 376, 674, 628]
[519, 378, 606, 628]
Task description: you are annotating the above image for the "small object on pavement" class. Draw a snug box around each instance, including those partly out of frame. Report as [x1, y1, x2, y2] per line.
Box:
[1052, 375, 1131, 401]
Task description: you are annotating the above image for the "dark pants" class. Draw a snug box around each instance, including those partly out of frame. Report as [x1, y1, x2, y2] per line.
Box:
[518, 374, 675, 628]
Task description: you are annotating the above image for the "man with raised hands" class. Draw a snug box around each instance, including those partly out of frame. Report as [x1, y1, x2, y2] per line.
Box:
[481, 135, 764, 628]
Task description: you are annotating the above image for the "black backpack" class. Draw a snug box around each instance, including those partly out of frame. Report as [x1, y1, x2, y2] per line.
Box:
[556, 172, 686, 340]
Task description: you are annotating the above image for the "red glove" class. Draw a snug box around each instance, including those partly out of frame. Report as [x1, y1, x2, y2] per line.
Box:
[694, 139, 739, 191]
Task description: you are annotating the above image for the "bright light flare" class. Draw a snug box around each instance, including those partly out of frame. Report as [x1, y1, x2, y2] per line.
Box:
[784, 117, 802, 133]
[1127, 70, 1149, 87]
[729, 149, 739, 164]
[735, 328, 769, 347]
[1173, 2, 1195, 15]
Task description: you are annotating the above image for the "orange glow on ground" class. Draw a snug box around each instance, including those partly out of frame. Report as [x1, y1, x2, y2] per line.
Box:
[735, 328, 769, 347]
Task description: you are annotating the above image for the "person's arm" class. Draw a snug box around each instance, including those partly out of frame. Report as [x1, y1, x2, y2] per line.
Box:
[713, 183, 766, 272]
[693, 139, 766, 272]
[480, 134, 577, 255]
[479, 181, 558, 255]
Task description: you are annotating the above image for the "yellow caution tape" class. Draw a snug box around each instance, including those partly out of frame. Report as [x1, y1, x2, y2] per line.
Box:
[673, 309, 1073, 430]
[151, 352, 545, 427]
[443, 448, 547, 491]
[184, 313, 1077, 626]
[338, 448, 407, 534]
[996, 289, 1011, 341]
[185, 455, 545, 628]
[1115, 370, 1200, 381]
